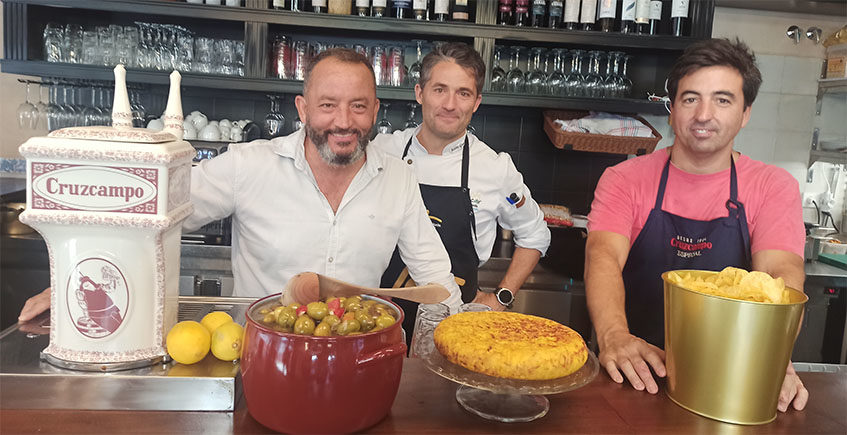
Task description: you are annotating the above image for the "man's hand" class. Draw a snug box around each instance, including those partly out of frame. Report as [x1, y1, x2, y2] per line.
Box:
[778, 362, 809, 412]
[599, 330, 666, 394]
[471, 291, 505, 311]
[19, 287, 52, 323]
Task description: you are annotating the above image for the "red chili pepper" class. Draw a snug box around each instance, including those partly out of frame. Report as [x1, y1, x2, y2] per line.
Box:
[296, 305, 308, 316]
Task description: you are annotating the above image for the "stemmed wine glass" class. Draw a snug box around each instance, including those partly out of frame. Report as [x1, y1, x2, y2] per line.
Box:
[506, 46, 526, 94]
[264, 95, 286, 138]
[584, 51, 605, 98]
[377, 102, 392, 134]
[490, 46, 507, 92]
[545, 48, 566, 96]
[293, 115, 304, 131]
[406, 40, 425, 87]
[130, 90, 147, 128]
[83, 84, 102, 126]
[17, 82, 38, 129]
[525, 47, 547, 95]
[404, 103, 419, 129]
[564, 49, 584, 97]
[604, 51, 623, 98]
[35, 83, 49, 129]
[619, 55, 634, 98]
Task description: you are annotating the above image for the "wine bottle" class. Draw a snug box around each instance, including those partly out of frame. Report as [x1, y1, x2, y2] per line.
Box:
[312, 0, 327, 13]
[634, 0, 649, 34]
[671, 0, 689, 37]
[372, 0, 387, 16]
[530, 0, 546, 27]
[648, 0, 661, 35]
[356, 0, 370, 16]
[620, 0, 636, 33]
[452, 0, 469, 21]
[562, 0, 578, 30]
[515, 0, 530, 26]
[413, 0, 427, 19]
[499, 0, 514, 25]
[580, 0, 597, 30]
[394, 0, 412, 18]
[548, 1, 563, 29]
[434, 0, 449, 20]
[597, 0, 616, 32]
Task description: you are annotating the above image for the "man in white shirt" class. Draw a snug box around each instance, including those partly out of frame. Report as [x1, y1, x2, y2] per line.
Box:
[18, 48, 463, 321]
[372, 42, 550, 312]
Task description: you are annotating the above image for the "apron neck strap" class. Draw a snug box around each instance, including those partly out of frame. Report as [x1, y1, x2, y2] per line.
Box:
[403, 134, 471, 189]
[655, 152, 739, 210]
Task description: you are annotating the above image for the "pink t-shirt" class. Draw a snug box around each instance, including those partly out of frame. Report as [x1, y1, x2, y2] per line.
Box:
[588, 149, 805, 257]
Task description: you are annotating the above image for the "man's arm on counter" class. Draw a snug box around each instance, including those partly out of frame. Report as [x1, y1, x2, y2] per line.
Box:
[753, 249, 809, 412]
[585, 230, 666, 394]
[473, 247, 541, 311]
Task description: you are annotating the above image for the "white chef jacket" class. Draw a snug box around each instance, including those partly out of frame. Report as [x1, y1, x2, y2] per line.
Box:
[370, 127, 551, 265]
[184, 128, 463, 310]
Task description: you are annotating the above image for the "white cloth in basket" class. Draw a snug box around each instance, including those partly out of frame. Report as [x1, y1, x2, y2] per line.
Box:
[554, 112, 654, 138]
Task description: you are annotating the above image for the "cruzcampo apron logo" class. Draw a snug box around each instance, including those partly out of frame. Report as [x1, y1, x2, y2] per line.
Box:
[670, 235, 714, 259]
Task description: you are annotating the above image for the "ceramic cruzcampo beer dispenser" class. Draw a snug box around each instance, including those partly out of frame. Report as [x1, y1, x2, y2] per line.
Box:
[18, 65, 194, 371]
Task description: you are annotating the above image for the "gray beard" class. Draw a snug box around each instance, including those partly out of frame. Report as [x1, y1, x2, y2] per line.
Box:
[306, 124, 370, 167]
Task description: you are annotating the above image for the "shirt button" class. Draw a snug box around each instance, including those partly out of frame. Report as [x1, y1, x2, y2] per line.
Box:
[332, 219, 337, 226]
[328, 257, 334, 263]
[406, 159, 413, 164]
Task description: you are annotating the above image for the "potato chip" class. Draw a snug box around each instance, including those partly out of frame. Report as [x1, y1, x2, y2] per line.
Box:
[668, 267, 790, 304]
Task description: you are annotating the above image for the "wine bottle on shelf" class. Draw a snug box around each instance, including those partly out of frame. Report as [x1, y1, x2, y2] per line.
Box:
[372, 0, 387, 16]
[452, 0, 469, 22]
[580, 0, 597, 30]
[499, 0, 514, 25]
[648, 0, 661, 35]
[620, 0, 636, 33]
[548, 1, 563, 29]
[356, 0, 370, 16]
[515, 0, 530, 26]
[671, 0, 689, 36]
[562, 0, 578, 30]
[394, 0, 412, 18]
[433, 0, 449, 20]
[597, 0, 616, 32]
[530, 0, 546, 27]
[312, 0, 327, 13]
[413, 0, 427, 19]
[634, 0, 649, 34]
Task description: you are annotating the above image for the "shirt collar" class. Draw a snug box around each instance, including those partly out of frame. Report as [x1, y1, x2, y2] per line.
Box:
[272, 127, 384, 176]
[409, 128, 469, 156]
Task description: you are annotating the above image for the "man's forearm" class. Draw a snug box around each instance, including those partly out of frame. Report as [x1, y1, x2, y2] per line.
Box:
[584, 234, 631, 349]
[498, 247, 541, 293]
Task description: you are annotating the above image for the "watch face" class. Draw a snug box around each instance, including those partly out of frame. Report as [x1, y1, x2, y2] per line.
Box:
[496, 288, 514, 306]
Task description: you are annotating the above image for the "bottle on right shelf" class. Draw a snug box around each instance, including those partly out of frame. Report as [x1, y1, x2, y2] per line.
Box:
[671, 0, 690, 37]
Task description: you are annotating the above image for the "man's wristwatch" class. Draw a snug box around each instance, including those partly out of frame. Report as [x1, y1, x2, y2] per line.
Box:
[481, 287, 515, 308]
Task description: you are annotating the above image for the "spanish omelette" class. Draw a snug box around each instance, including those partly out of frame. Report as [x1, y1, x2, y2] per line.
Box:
[433, 311, 588, 380]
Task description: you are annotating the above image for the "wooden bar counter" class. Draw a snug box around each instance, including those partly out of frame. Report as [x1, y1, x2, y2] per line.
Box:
[1, 358, 844, 434]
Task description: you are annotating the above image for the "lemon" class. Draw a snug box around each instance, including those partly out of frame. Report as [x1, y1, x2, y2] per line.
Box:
[201, 311, 233, 334]
[211, 322, 244, 362]
[166, 321, 211, 365]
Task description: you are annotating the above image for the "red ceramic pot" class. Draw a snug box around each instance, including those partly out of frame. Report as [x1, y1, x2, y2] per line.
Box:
[241, 294, 406, 434]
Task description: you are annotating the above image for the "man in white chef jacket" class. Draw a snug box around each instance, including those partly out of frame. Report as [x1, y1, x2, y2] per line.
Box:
[372, 42, 550, 314]
[18, 48, 463, 321]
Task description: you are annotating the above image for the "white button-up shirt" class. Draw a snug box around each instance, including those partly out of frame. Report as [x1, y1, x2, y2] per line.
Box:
[371, 128, 550, 265]
[184, 129, 463, 309]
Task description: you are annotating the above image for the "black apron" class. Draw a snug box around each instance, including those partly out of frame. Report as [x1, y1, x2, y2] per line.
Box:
[380, 135, 480, 346]
[622, 153, 752, 348]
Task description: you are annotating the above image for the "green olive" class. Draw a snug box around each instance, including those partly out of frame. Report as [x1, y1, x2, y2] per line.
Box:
[376, 314, 396, 328]
[314, 322, 332, 337]
[355, 310, 376, 332]
[276, 306, 297, 328]
[288, 302, 302, 311]
[322, 314, 341, 329]
[262, 314, 276, 324]
[259, 308, 271, 315]
[336, 318, 361, 336]
[362, 300, 378, 309]
[293, 315, 316, 335]
[306, 301, 329, 321]
[343, 299, 362, 312]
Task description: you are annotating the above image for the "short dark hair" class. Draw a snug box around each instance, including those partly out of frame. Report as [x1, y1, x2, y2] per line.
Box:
[667, 38, 762, 108]
[419, 42, 486, 95]
[303, 47, 376, 96]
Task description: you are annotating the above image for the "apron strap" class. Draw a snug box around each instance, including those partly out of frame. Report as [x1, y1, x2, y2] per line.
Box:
[654, 155, 672, 210]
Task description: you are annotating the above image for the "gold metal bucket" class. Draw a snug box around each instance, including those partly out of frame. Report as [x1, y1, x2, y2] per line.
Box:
[662, 270, 808, 425]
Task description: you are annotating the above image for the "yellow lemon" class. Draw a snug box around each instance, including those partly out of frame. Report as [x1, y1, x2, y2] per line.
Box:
[201, 311, 233, 334]
[211, 322, 244, 362]
[166, 321, 211, 365]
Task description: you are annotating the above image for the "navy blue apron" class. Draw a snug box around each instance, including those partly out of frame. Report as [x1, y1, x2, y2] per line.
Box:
[380, 135, 479, 348]
[621, 153, 752, 348]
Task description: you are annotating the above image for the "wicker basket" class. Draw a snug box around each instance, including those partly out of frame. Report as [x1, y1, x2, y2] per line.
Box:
[542, 110, 662, 155]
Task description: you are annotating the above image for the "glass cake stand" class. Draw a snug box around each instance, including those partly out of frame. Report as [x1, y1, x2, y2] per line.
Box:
[418, 329, 599, 422]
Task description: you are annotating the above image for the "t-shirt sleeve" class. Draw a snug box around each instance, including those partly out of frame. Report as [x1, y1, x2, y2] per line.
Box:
[749, 170, 805, 257]
[587, 166, 636, 242]
[494, 153, 551, 256]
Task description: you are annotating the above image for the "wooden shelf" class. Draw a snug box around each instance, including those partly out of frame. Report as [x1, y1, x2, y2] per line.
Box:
[810, 150, 847, 166]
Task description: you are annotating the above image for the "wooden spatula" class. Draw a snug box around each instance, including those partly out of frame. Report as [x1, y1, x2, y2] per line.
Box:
[280, 272, 450, 306]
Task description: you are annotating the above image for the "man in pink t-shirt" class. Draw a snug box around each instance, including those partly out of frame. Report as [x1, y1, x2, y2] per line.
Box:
[585, 38, 808, 413]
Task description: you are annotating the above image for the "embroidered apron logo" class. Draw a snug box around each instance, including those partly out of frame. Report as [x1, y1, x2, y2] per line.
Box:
[670, 236, 713, 259]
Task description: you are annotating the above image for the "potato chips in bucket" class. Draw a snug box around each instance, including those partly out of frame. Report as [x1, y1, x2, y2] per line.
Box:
[666, 267, 790, 304]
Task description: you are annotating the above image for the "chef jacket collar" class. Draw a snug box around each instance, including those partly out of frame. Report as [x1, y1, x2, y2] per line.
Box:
[271, 128, 384, 177]
[409, 126, 469, 156]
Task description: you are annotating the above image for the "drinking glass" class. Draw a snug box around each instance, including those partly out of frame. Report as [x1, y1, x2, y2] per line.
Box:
[404, 103, 419, 129]
[234, 41, 245, 77]
[43, 23, 64, 62]
[490, 45, 507, 92]
[564, 49, 584, 97]
[193, 37, 214, 74]
[293, 115, 304, 131]
[604, 51, 623, 98]
[216, 39, 236, 76]
[291, 40, 310, 81]
[271, 35, 290, 79]
[46, 83, 61, 131]
[63, 24, 84, 64]
[97, 26, 116, 67]
[130, 90, 146, 128]
[17, 82, 38, 129]
[584, 50, 605, 98]
[377, 102, 392, 134]
[409, 303, 450, 358]
[406, 40, 425, 87]
[458, 303, 492, 313]
[83, 85, 102, 126]
[175, 30, 194, 72]
[370, 45, 388, 86]
[35, 84, 49, 130]
[505, 46, 526, 94]
[619, 54, 634, 98]
[264, 95, 286, 138]
[525, 47, 547, 95]
[546, 48, 566, 96]
[387, 45, 405, 87]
